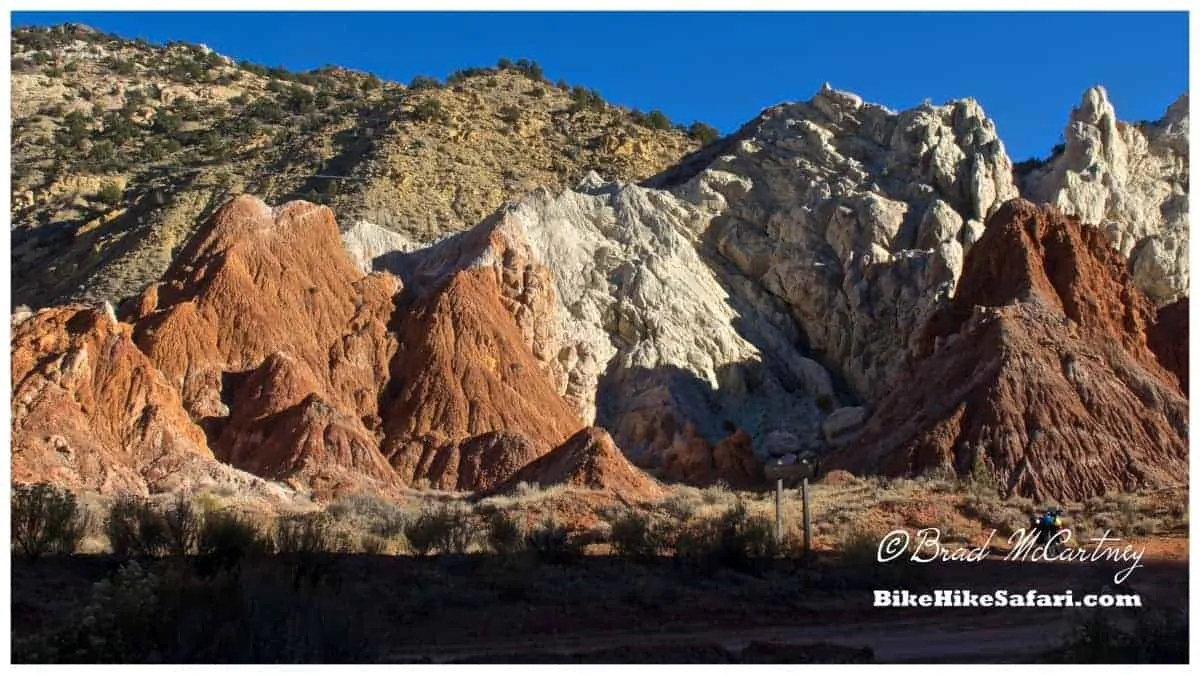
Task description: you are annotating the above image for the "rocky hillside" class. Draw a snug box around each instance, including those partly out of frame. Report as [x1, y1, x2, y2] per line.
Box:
[826, 201, 1187, 500]
[343, 86, 1187, 500]
[11, 23, 703, 309]
[13, 196, 665, 501]
[10, 26, 1189, 502]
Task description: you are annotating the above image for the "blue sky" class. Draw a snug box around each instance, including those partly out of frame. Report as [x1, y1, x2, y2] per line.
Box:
[13, 11, 1188, 160]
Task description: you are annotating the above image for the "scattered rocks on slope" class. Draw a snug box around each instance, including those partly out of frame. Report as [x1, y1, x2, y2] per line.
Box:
[828, 200, 1188, 500]
[12, 24, 696, 310]
[1022, 86, 1189, 305]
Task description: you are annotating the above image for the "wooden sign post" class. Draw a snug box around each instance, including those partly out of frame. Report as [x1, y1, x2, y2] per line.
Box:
[802, 476, 811, 560]
[763, 453, 818, 558]
[774, 478, 784, 545]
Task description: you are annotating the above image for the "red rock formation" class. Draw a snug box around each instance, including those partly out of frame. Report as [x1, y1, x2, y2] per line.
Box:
[1148, 298, 1188, 394]
[391, 431, 545, 492]
[661, 424, 764, 489]
[11, 194, 724, 499]
[381, 268, 585, 489]
[371, 209, 570, 402]
[492, 427, 665, 500]
[213, 352, 396, 499]
[11, 305, 218, 494]
[126, 196, 401, 492]
[830, 200, 1188, 501]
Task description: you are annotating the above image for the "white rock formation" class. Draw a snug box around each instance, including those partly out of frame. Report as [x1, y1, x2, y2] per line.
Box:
[362, 173, 831, 465]
[659, 84, 1019, 399]
[351, 84, 1189, 479]
[1022, 86, 1188, 305]
[341, 219, 426, 275]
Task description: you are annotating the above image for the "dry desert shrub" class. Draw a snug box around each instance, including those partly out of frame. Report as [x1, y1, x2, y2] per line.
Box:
[198, 509, 272, 561]
[274, 512, 338, 554]
[11, 482, 92, 558]
[481, 506, 526, 556]
[163, 492, 202, 556]
[404, 502, 475, 556]
[106, 493, 170, 558]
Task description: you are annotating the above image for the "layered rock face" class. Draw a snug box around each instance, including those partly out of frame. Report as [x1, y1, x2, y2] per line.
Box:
[368, 174, 830, 477]
[1022, 87, 1189, 305]
[654, 84, 1020, 400]
[10, 304, 280, 497]
[827, 201, 1188, 500]
[379, 268, 585, 487]
[13, 76, 1190, 501]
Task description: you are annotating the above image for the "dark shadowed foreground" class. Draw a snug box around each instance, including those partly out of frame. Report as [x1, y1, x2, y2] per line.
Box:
[11, 540, 1187, 664]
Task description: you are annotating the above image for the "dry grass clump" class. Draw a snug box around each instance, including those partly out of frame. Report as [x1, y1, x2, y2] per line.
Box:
[1075, 489, 1186, 540]
[325, 491, 408, 553]
[404, 502, 476, 556]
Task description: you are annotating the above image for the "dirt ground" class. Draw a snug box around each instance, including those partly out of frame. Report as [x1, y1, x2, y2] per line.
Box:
[10, 533, 1187, 663]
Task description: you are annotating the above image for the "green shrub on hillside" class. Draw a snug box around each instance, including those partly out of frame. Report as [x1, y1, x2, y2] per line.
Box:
[410, 98, 448, 124]
[688, 121, 720, 145]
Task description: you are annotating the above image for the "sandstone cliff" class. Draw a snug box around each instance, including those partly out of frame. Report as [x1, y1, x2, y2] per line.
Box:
[654, 84, 1020, 401]
[15, 194, 656, 497]
[380, 268, 586, 488]
[357, 174, 831, 478]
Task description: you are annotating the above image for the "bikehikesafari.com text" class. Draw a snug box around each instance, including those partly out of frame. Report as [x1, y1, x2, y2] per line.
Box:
[875, 589, 1142, 608]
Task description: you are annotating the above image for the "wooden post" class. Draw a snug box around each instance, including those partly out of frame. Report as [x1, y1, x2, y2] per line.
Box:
[802, 477, 812, 560]
[775, 477, 784, 545]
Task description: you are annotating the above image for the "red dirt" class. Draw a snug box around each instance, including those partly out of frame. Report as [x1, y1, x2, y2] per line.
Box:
[492, 427, 665, 500]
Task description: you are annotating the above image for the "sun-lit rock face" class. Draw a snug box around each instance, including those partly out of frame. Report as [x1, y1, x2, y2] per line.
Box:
[1022, 86, 1189, 306]
[654, 84, 1020, 401]
[370, 173, 830, 473]
[10, 303, 285, 499]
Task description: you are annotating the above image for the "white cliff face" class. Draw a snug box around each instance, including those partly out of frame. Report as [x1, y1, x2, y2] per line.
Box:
[503, 176, 831, 463]
[361, 173, 831, 465]
[667, 84, 1019, 399]
[350, 84, 1187, 478]
[1022, 87, 1189, 305]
